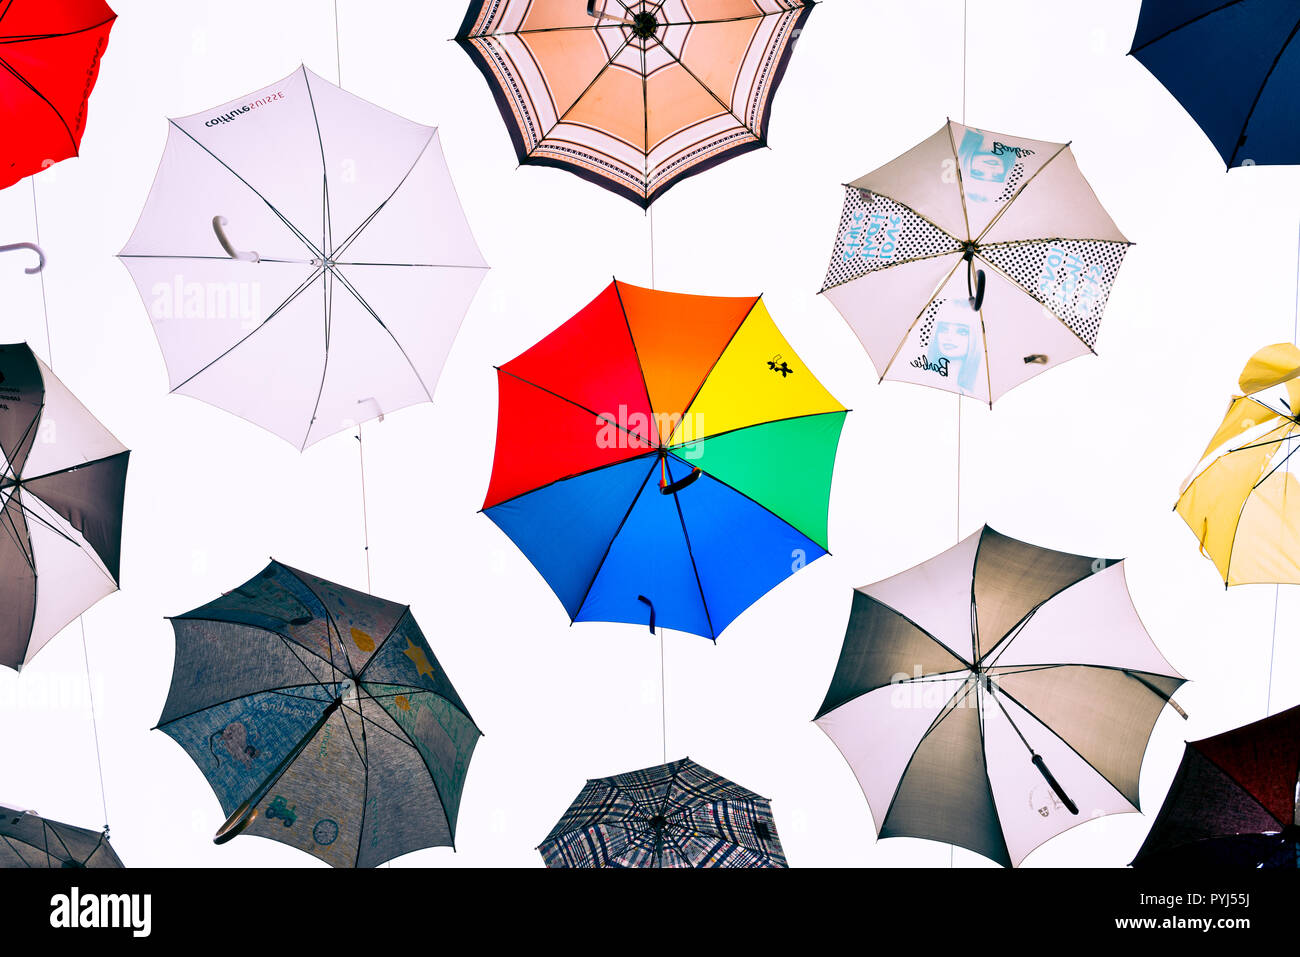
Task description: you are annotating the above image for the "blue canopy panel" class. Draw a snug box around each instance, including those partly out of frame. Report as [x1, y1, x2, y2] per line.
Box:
[1131, 0, 1300, 166]
[577, 454, 826, 639]
[483, 454, 658, 619]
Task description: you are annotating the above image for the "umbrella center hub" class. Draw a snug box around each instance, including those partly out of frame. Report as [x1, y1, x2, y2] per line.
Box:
[632, 12, 659, 39]
[648, 814, 667, 829]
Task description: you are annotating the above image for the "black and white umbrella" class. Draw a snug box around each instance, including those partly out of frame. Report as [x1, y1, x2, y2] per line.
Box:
[0, 343, 129, 671]
[816, 525, 1186, 866]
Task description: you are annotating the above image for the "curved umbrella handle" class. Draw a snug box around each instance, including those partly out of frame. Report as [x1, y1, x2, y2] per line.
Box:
[964, 249, 985, 311]
[637, 595, 656, 634]
[0, 241, 45, 274]
[213, 696, 341, 844]
[659, 467, 702, 495]
[212, 216, 260, 263]
[586, 0, 635, 24]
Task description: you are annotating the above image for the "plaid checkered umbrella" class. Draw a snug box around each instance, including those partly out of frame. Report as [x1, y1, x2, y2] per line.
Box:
[539, 757, 785, 867]
[0, 805, 122, 868]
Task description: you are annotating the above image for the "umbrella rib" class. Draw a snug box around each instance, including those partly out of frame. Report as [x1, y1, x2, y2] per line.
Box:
[169, 265, 324, 393]
[972, 141, 1070, 245]
[1228, 16, 1300, 168]
[154, 682, 330, 729]
[875, 255, 966, 384]
[0, 15, 118, 44]
[328, 130, 438, 261]
[945, 119, 972, 241]
[14, 491, 85, 550]
[464, 10, 800, 38]
[19, 448, 129, 487]
[1127, 1, 1242, 54]
[298, 269, 334, 452]
[991, 681, 1141, 810]
[331, 261, 489, 269]
[0, 391, 44, 479]
[667, 485, 715, 637]
[356, 683, 480, 733]
[673, 296, 763, 436]
[167, 120, 322, 258]
[329, 265, 435, 403]
[644, 34, 761, 141]
[353, 607, 411, 683]
[975, 252, 1097, 356]
[496, 366, 658, 448]
[280, 563, 356, 678]
[0, 56, 77, 155]
[568, 458, 660, 624]
[300, 66, 333, 256]
[356, 693, 459, 845]
[528, 36, 635, 157]
[1252, 436, 1300, 490]
[666, 448, 832, 555]
[0, 498, 34, 569]
[819, 246, 962, 295]
[0, 833, 36, 866]
[666, 407, 846, 449]
[481, 450, 657, 513]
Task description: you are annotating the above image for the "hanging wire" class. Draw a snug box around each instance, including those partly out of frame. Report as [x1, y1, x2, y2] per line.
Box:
[951, 0, 969, 870]
[334, 0, 343, 87]
[31, 179, 53, 364]
[80, 620, 110, 830]
[1268, 216, 1300, 715]
[30, 174, 110, 831]
[357, 423, 373, 594]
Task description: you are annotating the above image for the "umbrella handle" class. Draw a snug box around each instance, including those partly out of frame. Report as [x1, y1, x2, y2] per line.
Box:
[0, 241, 45, 274]
[964, 249, 985, 311]
[212, 216, 260, 263]
[1031, 754, 1079, 815]
[213, 696, 342, 844]
[659, 467, 702, 495]
[586, 0, 635, 24]
[637, 595, 656, 634]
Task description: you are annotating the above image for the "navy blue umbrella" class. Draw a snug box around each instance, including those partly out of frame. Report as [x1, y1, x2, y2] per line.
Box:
[1129, 0, 1300, 167]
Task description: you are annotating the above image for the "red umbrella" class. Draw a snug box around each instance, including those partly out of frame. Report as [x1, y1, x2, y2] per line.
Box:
[0, 0, 116, 191]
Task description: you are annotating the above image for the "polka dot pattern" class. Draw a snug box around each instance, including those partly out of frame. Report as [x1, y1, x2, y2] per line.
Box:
[979, 239, 1128, 347]
[821, 187, 960, 292]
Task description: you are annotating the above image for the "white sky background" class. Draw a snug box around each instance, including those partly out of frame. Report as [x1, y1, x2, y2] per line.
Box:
[2, 0, 1299, 868]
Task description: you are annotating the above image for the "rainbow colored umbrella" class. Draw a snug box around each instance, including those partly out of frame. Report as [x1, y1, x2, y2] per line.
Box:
[482, 280, 846, 640]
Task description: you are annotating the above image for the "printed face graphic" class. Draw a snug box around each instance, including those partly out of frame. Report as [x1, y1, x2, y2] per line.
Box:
[957, 129, 1016, 205]
[934, 320, 970, 358]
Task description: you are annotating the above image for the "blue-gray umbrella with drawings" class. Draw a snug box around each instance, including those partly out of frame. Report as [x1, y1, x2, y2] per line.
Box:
[155, 561, 481, 867]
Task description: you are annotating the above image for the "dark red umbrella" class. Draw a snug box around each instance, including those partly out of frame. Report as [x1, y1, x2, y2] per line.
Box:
[0, 0, 116, 191]
[1133, 705, 1300, 868]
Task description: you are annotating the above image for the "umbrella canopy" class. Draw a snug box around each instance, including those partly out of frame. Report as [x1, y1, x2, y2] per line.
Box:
[119, 65, 488, 450]
[1176, 343, 1300, 586]
[818, 121, 1131, 404]
[155, 561, 481, 867]
[456, 0, 813, 207]
[815, 525, 1185, 867]
[482, 279, 846, 640]
[0, 342, 129, 672]
[1133, 705, 1300, 868]
[539, 757, 786, 867]
[1129, 0, 1300, 168]
[0, 0, 116, 192]
[0, 805, 122, 867]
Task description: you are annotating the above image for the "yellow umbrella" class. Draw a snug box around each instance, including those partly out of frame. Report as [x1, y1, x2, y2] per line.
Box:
[1177, 343, 1300, 585]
